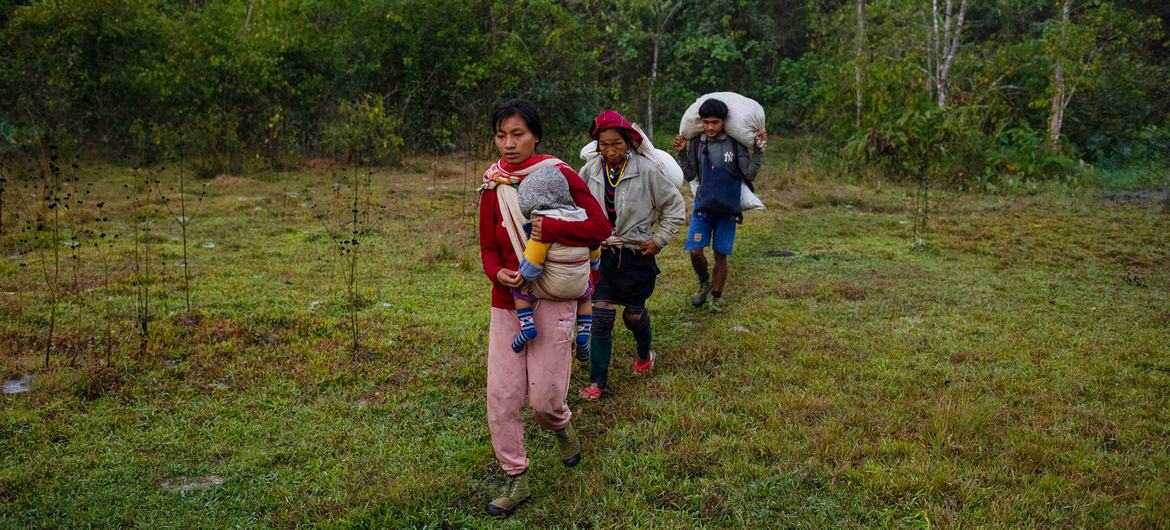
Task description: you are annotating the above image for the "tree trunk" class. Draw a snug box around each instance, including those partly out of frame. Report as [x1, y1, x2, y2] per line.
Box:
[855, 0, 865, 127]
[1047, 62, 1065, 153]
[243, 1, 255, 32]
[648, 2, 683, 139]
[1047, 0, 1072, 152]
[649, 37, 659, 138]
[929, 0, 940, 102]
[929, 0, 967, 109]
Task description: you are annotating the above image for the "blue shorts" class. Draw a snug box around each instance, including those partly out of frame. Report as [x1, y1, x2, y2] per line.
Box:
[684, 211, 737, 256]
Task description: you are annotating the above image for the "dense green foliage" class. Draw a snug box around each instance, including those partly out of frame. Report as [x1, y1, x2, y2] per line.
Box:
[1, 0, 1167, 185]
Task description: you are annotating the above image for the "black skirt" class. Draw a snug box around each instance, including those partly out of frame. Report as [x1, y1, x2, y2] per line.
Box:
[593, 246, 660, 308]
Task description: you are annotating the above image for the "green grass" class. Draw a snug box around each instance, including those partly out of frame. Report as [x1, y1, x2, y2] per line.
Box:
[1, 150, 1168, 528]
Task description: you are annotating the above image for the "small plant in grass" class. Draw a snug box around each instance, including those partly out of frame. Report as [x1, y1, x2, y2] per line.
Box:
[21, 144, 72, 368]
[85, 199, 118, 367]
[305, 149, 376, 359]
[911, 170, 931, 251]
[13, 262, 29, 354]
[155, 138, 208, 314]
[125, 164, 157, 359]
[887, 109, 948, 251]
[6, 206, 33, 356]
[59, 155, 95, 366]
[4, 157, 35, 356]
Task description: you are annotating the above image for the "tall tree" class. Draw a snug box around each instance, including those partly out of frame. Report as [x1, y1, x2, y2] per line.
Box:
[645, 0, 684, 138]
[854, 0, 866, 127]
[927, 0, 969, 108]
[1047, 0, 1072, 152]
[1043, 0, 1155, 154]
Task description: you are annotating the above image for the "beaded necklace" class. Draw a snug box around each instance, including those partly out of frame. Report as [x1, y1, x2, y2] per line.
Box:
[604, 159, 628, 188]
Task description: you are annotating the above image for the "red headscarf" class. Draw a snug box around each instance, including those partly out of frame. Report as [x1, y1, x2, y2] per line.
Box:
[589, 109, 643, 147]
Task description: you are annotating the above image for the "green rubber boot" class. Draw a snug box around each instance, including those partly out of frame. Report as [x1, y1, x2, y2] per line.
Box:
[555, 423, 582, 467]
[691, 278, 712, 308]
[486, 471, 530, 518]
[708, 295, 724, 314]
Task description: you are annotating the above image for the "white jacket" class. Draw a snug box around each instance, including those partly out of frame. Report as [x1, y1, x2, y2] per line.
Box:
[579, 153, 686, 251]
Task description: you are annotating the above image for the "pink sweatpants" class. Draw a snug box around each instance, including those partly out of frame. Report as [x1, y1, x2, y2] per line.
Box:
[486, 300, 575, 475]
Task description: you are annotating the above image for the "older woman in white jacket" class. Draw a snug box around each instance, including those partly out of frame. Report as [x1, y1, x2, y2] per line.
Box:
[577, 109, 686, 401]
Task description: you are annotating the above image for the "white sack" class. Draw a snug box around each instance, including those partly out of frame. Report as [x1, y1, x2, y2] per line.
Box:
[688, 180, 765, 212]
[579, 121, 684, 190]
[650, 148, 684, 189]
[579, 141, 598, 162]
[678, 92, 767, 150]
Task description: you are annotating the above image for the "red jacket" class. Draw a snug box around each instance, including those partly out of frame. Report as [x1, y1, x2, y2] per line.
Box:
[479, 159, 611, 310]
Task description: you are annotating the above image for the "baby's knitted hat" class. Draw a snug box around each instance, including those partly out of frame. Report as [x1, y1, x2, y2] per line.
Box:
[518, 165, 574, 218]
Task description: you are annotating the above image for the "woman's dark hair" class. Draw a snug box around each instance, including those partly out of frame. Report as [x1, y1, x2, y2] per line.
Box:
[698, 98, 729, 120]
[491, 98, 543, 142]
[596, 127, 634, 146]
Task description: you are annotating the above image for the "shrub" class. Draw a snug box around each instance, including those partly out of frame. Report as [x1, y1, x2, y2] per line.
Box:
[321, 96, 404, 164]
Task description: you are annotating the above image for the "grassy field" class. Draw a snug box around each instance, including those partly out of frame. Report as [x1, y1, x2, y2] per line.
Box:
[1, 145, 1168, 528]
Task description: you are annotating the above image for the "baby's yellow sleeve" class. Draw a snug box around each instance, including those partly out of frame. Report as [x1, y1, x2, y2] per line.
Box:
[524, 240, 552, 266]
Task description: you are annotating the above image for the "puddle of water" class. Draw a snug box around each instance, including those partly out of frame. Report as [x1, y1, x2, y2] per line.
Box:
[200, 242, 216, 249]
[3, 374, 35, 394]
[162, 475, 226, 494]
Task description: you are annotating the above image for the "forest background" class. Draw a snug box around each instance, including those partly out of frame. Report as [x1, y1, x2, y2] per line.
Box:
[2, 0, 1168, 189]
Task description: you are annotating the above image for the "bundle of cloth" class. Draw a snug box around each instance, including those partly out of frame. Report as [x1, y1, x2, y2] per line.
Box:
[515, 165, 593, 301]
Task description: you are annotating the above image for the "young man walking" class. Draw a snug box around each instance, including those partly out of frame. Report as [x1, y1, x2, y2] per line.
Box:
[672, 98, 767, 313]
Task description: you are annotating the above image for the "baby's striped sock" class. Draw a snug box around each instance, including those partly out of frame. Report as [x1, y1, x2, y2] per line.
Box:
[575, 315, 592, 359]
[512, 308, 538, 352]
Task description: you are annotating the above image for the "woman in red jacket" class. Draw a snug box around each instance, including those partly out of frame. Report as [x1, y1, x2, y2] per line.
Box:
[478, 99, 611, 517]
